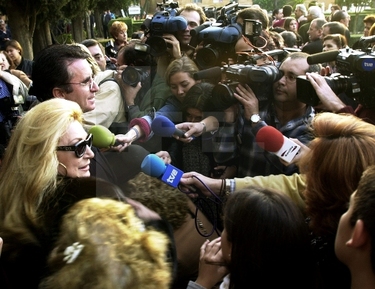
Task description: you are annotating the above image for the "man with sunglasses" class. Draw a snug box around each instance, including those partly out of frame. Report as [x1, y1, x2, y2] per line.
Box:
[30, 44, 149, 188]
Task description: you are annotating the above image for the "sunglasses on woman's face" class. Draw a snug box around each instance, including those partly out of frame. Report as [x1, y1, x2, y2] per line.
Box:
[56, 134, 93, 158]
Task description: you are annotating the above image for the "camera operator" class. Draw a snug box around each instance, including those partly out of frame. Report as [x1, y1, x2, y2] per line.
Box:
[155, 3, 206, 77]
[234, 7, 279, 53]
[115, 41, 171, 121]
[177, 52, 321, 178]
[305, 72, 375, 124]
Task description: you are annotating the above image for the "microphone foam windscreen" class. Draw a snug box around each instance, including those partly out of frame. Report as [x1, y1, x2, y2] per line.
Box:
[89, 125, 115, 148]
[141, 154, 166, 178]
[151, 116, 176, 137]
[255, 126, 285, 152]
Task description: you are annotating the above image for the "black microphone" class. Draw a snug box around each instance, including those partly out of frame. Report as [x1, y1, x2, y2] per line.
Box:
[151, 115, 186, 138]
[307, 50, 340, 65]
[193, 66, 223, 81]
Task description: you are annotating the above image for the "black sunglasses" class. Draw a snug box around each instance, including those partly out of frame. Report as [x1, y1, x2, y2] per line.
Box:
[56, 134, 93, 158]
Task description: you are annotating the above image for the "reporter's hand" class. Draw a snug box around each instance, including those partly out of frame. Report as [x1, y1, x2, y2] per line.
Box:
[195, 238, 228, 289]
[180, 171, 222, 198]
[279, 138, 310, 167]
[306, 72, 345, 112]
[175, 122, 205, 139]
[110, 133, 137, 152]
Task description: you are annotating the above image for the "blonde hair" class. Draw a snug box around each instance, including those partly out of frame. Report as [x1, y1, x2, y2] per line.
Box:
[165, 56, 199, 87]
[40, 198, 171, 289]
[0, 98, 83, 244]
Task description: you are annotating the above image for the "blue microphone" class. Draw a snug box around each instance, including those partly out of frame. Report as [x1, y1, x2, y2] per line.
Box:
[151, 115, 186, 138]
[141, 154, 183, 188]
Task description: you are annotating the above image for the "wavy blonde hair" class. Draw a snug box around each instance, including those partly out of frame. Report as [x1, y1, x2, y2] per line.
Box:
[0, 98, 83, 244]
[300, 112, 375, 236]
[40, 198, 171, 289]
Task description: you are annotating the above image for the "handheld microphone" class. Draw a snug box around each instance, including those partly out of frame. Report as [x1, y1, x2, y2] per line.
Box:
[255, 126, 300, 163]
[88, 125, 121, 148]
[141, 154, 183, 188]
[307, 50, 340, 65]
[151, 115, 186, 138]
[193, 66, 222, 81]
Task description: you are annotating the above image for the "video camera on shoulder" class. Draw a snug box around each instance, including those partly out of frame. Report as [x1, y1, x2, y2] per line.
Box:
[121, 43, 154, 87]
[297, 46, 375, 108]
[143, 11, 187, 57]
[193, 61, 283, 111]
[156, 1, 179, 16]
[194, 23, 242, 69]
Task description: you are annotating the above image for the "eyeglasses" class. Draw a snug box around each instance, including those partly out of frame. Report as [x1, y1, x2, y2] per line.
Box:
[64, 76, 96, 90]
[56, 134, 93, 158]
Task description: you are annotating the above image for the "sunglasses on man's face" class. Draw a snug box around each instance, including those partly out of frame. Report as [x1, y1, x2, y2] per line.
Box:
[56, 134, 93, 158]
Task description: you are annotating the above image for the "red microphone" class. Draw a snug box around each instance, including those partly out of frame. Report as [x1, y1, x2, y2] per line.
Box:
[255, 126, 301, 163]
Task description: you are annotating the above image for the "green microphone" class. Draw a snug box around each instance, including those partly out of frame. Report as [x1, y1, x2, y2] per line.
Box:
[88, 125, 117, 148]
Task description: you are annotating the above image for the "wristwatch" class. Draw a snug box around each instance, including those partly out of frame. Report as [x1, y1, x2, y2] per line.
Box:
[127, 104, 136, 110]
[250, 114, 261, 124]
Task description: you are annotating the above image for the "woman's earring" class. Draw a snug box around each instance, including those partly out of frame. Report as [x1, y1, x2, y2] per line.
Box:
[58, 162, 67, 176]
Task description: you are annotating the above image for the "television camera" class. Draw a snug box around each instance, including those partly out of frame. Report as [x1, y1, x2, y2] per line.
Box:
[192, 19, 263, 70]
[142, 11, 187, 57]
[156, 1, 179, 16]
[297, 37, 375, 108]
[194, 49, 286, 111]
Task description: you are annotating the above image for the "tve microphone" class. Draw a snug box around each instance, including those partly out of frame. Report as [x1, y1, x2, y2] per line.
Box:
[88, 125, 120, 148]
[151, 115, 186, 138]
[141, 154, 183, 188]
[255, 126, 300, 163]
[307, 50, 339, 65]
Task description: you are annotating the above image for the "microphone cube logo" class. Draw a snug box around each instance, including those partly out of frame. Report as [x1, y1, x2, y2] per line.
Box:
[162, 165, 184, 188]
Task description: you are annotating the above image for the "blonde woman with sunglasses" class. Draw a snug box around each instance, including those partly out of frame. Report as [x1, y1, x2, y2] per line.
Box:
[0, 98, 95, 288]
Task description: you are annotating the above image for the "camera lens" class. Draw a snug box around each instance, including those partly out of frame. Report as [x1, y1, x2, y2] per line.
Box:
[196, 47, 220, 69]
[146, 36, 168, 57]
[122, 67, 141, 87]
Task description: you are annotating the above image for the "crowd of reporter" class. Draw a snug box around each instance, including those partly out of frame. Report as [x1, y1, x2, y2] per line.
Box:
[0, 2, 375, 289]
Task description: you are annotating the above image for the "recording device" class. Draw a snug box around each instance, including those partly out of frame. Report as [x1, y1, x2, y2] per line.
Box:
[105, 39, 118, 58]
[121, 66, 150, 87]
[201, 63, 282, 111]
[141, 154, 183, 188]
[242, 19, 262, 43]
[255, 125, 300, 163]
[297, 47, 375, 108]
[151, 115, 186, 138]
[88, 125, 121, 148]
[156, 1, 179, 16]
[189, 22, 213, 48]
[215, 1, 239, 26]
[195, 23, 242, 69]
[193, 66, 222, 82]
[144, 11, 187, 57]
